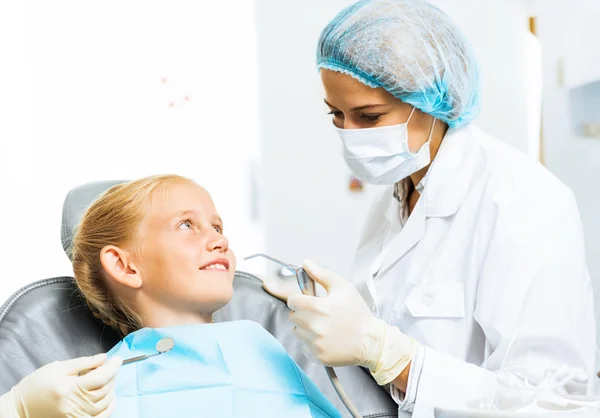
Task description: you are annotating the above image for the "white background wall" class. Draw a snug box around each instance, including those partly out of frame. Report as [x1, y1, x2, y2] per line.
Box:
[535, 0, 600, 320]
[0, 0, 263, 303]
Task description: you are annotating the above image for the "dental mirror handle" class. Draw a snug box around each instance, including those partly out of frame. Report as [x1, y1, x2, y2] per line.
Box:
[77, 354, 158, 376]
[122, 353, 159, 365]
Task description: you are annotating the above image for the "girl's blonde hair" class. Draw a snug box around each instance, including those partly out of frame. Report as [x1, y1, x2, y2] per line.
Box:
[71, 174, 191, 336]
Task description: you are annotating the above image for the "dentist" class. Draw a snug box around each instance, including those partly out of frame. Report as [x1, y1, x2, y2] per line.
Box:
[265, 0, 597, 416]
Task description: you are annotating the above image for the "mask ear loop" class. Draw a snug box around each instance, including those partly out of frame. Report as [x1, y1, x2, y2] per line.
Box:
[405, 106, 417, 124]
[426, 116, 437, 141]
[412, 115, 436, 157]
[407, 107, 436, 142]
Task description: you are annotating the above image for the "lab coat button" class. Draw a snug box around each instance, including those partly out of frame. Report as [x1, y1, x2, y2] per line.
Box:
[422, 293, 433, 307]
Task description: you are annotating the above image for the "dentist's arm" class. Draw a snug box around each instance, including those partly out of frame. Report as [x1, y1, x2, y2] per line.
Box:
[392, 362, 411, 393]
[286, 260, 415, 387]
[264, 262, 413, 392]
[286, 260, 495, 416]
[287, 187, 596, 415]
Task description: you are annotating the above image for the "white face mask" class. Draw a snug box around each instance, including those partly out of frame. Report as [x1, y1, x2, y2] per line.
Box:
[336, 107, 436, 185]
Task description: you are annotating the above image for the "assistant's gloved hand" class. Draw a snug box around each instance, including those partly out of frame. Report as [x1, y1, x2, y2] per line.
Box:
[287, 260, 417, 386]
[0, 353, 122, 418]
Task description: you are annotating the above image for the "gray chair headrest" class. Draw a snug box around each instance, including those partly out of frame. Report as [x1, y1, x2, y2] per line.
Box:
[61, 180, 126, 259]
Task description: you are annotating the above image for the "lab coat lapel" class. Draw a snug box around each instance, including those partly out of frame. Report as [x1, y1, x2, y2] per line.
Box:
[423, 126, 474, 218]
[351, 126, 476, 309]
[376, 125, 474, 275]
[351, 187, 394, 309]
[378, 197, 425, 275]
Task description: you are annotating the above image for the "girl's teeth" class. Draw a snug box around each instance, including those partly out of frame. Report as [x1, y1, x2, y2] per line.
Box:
[206, 264, 226, 270]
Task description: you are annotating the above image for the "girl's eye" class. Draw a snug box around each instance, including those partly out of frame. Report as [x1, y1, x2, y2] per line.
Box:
[178, 219, 193, 230]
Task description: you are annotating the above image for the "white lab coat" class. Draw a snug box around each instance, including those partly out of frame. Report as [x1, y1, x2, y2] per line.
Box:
[350, 124, 597, 417]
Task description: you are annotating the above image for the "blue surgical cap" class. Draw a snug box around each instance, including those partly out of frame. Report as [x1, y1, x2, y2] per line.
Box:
[317, 0, 481, 128]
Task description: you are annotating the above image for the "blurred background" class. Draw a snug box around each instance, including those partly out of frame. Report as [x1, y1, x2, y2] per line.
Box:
[0, 0, 598, 334]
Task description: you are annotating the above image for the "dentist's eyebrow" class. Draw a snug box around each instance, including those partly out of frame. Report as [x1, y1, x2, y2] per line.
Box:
[324, 99, 338, 109]
[324, 99, 387, 112]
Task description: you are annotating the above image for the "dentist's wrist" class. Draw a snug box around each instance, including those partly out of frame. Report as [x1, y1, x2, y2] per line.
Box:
[0, 388, 23, 418]
[359, 317, 388, 371]
[367, 321, 417, 386]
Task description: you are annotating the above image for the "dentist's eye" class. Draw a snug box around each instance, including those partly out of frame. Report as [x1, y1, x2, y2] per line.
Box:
[360, 113, 382, 123]
[178, 219, 193, 230]
[327, 110, 344, 119]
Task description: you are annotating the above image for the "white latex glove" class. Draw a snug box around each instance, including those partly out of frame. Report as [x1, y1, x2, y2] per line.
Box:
[287, 260, 416, 386]
[0, 353, 122, 418]
[261, 275, 301, 303]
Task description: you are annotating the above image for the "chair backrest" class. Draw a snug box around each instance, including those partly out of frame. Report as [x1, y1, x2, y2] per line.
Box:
[0, 276, 121, 393]
[0, 180, 398, 417]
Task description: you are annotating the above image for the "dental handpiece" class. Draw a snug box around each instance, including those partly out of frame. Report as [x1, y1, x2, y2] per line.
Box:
[243, 253, 316, 297]
[243, 253, 363, 418]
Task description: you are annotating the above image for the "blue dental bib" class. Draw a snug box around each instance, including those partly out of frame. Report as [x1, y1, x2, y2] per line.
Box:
[107, 320, 341, 418]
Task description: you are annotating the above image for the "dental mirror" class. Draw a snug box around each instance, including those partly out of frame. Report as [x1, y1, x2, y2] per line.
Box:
[122, 337, 175, 365]
[155, 337, 175, 353]
[77, 338, 175, 376]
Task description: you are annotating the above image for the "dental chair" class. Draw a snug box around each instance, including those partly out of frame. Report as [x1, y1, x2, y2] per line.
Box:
[0, 180, 398, 418]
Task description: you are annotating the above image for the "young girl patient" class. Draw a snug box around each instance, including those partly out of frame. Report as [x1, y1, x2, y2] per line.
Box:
[71, 174, 340, 418]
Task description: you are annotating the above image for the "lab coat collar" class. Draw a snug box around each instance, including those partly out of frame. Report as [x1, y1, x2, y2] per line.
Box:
[383, 124, 473, 226]
[352, 126, 476, 310]
[421, 125, 474, 218]
[375, 126, 474, 277]
[378, 197, 426, 275]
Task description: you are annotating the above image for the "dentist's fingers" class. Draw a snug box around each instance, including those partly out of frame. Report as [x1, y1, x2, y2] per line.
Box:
[261, 275, 301, 303]
[65, 354, 108, 376]
[287, 293, 323, 313]
[79, 356, 122, 391]
[302, 260, 345, 293]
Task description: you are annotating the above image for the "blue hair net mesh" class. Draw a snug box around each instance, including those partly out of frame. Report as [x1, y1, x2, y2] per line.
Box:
[317, 0, 481, 128]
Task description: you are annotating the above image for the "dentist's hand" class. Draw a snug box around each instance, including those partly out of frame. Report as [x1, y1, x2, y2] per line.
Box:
[0, 353, 122, 418]
[261, 275, 301, 303]
[287, 260, 415, 386]
[287, 260, 384, 369]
